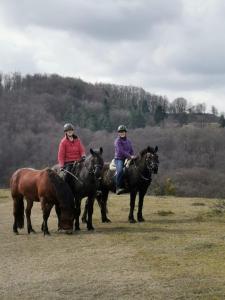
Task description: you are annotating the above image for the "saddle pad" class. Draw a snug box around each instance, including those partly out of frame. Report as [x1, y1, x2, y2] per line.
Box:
[109, 159, 116, 171]
[109, 159, 130, 171]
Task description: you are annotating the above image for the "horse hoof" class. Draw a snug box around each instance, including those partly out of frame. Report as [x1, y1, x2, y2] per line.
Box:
[138, 217, 145, 222]
[88, 226, 94, 231]
[102, 218, 111, 223]
[129, 218, 136, 224]
[44, 231, 50, 236]
[31, 229, 36, 233]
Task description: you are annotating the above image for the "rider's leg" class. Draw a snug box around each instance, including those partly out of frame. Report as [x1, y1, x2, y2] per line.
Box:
[63, 163, 75, 196]
[115, 159, 125, 194]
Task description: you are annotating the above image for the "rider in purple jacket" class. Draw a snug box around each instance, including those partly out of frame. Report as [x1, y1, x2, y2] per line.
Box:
[114, 125, 135, 195]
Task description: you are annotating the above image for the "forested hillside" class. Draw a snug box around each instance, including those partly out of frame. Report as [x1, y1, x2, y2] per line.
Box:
[0, 73, 225, 197]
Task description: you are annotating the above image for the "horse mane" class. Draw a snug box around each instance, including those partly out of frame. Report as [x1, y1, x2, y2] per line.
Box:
[46, 169, 74, 210]
[140, 146, 155, 156]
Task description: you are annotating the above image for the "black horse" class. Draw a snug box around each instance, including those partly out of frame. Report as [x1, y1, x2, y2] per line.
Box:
[55, 148, 104, 231]
[82, 146, 159, 223]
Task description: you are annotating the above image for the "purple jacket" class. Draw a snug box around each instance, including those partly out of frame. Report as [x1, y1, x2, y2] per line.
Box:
[114, 137, 134, 160]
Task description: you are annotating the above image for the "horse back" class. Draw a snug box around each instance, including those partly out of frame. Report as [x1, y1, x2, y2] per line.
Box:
[10, 168, 52, 202]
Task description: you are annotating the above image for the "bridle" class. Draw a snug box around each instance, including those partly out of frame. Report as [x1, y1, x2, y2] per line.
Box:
[84, 154, 104, 179]
[145, 153, 158, 171]
[133, 152, 158, 181]
[88, 163, 103, 177]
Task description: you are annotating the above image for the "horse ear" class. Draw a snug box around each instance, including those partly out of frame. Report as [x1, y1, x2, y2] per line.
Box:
[100, 147, 103, 155]
[154, 146, 158, 153]
[90, 148, 94, 155]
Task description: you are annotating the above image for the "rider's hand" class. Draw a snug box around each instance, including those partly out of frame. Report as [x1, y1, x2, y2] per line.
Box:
[60, 167, 64, 171]
[131, 155, 137, 160]
[81, 156, 86, 161]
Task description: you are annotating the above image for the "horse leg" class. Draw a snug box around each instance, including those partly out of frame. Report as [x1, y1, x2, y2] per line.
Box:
[81, 198, 88, 223]
[55, 204, 61, 230]
[41, 206, 59, 232]
[137, 186, 148, 222]
[99, 190, 111, 223]
[74, 198, 81, 231]
[87, 196, 95, 230]
[13, 195, 24, 234]
[25, 199, 36, 234]
[41, 199, 54, 235]
[128, 189, 137, 223]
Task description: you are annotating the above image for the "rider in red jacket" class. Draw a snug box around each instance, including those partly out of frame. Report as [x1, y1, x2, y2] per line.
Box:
[58, 124, 86, 167]
[58, 123, 86, 191]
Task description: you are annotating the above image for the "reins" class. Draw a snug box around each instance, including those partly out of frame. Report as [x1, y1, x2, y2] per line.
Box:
[62, 168, 83, 184]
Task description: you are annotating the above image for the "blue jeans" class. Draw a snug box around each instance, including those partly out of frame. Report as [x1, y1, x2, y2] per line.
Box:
[115, 159, 124, 188]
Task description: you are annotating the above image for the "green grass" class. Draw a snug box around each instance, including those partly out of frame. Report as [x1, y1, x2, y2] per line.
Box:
[157, 210, 174, 216]
[0, 189, 10, 201]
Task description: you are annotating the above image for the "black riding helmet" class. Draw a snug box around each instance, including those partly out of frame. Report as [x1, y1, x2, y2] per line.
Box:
[117, 125, 127, 132]
[64, 123, 74, 132]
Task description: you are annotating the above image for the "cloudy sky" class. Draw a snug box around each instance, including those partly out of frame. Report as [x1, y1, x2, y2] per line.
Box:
[1, 0, 225, 112]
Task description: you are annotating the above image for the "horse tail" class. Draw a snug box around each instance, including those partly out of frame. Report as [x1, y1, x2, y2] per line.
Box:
[13, 196, 24, 229]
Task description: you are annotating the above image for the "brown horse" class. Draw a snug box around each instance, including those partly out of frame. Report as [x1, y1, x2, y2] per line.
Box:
[10, 168, 75, 235]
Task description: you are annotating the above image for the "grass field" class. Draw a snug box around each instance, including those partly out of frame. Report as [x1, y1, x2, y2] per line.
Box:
[1, 189, 225, 299]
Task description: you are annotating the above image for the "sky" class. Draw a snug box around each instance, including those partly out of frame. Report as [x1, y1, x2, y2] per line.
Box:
[1, 0, 225, 113]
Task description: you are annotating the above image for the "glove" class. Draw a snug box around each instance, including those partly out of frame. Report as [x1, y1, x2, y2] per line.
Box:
[131, 155, 137, 160]
[60, 167, 64, 172]
[81, 156, 86, 161]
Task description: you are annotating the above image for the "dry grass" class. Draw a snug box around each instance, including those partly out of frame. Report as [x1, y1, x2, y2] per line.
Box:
[1, 192, 225, 299]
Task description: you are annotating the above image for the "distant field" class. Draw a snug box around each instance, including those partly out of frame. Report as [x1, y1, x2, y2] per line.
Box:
[1, 189, 225, 299]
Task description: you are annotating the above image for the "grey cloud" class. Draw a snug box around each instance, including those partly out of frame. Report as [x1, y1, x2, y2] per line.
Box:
[1, 0, 181, 41]
[1, 0, 225, 111]
[0, 41, 38, 75]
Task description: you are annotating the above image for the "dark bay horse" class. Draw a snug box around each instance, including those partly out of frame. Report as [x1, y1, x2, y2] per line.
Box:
[10, 168, 75, 235]
[82, 146, 159, 223]
[54, 148, 104, 231]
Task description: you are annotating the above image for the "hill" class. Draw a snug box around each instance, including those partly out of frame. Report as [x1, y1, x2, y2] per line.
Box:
[0, 72, 225, 198]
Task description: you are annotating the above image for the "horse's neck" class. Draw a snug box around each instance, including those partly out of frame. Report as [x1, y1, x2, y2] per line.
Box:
[133, 157, 151, 176]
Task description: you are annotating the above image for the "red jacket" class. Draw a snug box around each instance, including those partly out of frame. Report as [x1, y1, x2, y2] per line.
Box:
[58, 136, 86, 167]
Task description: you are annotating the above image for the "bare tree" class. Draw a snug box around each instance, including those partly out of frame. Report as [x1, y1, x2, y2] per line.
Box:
[171, 97, 188, 113]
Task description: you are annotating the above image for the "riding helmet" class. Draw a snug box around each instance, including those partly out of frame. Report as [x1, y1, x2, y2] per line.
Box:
[64, 123, 74, 132]
[117, 125, 127, 132]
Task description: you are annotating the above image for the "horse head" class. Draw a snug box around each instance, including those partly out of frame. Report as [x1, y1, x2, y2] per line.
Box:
[87, 147, 104, 179]
[59, 209, 74, 233]
[140, 146, 159, 174]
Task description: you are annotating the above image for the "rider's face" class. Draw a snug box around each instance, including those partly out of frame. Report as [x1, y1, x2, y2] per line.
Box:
[66, 130, 74, 137]
[118, 131, 126, 138]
